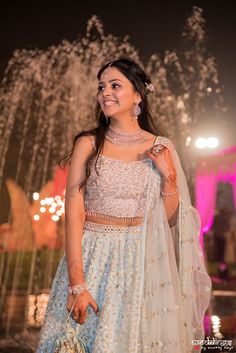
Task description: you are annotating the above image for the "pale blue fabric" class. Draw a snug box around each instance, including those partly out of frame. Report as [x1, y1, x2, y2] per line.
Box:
[37, 225, 144, 353]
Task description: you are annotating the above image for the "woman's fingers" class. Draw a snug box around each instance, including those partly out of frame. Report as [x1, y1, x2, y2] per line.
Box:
[72, 308, 80, 322]
[146, 144, 176, 182]
[77, 298, 99, 324]
[89, 297, 99, 315]
[78, 306, 87, 324]
[146, 147, 166, 161]
[152, 147, 171, 161]
[145, 144, 167, 157]
[152, 143, 166, 154]
[68, 293, 99, 325]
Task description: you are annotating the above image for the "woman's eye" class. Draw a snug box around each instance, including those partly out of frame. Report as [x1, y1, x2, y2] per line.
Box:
[97, 83, 121, 92]
[112, 83, 120, 89]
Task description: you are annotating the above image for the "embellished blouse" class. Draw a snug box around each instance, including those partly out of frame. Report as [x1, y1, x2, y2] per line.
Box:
[84, 155, 152, 220]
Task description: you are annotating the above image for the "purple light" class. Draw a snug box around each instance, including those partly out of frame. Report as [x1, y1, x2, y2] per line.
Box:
[195, 145, 236, 241]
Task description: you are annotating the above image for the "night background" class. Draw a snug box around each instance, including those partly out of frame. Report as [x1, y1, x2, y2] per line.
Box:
[0, 0, 236, 145]
[0, 1, 236, 352]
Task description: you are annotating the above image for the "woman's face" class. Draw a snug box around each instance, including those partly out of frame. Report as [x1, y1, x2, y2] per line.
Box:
[97, 67, 140, 118]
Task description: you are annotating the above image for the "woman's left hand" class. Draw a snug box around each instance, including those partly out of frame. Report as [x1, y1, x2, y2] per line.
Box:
[145, 144, 177, 183]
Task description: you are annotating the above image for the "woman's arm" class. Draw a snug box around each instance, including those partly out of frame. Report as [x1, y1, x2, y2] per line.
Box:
[64, 136, 93, 286]
[146, 142, 179, 226]
[161, 178, 179, 226]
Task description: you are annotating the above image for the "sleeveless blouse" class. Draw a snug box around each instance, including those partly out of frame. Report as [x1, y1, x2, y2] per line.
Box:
[84, 155, 152, 219]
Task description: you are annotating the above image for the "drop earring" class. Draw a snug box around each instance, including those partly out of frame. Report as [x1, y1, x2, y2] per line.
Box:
[133, 103, 141, 118]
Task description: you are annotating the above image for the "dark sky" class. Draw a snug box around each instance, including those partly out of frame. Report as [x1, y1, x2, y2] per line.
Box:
[0, 0, 235, 146]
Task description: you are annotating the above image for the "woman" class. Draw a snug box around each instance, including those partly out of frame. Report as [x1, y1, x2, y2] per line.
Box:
[37, 58, 211, 353]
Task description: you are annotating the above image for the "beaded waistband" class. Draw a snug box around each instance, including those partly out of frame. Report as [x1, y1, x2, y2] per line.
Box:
[83, 221, 142, 234]
[85, 210, 143, 223]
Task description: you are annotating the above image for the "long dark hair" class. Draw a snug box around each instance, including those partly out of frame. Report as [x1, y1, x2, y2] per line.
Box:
[60, 58, 162, 190]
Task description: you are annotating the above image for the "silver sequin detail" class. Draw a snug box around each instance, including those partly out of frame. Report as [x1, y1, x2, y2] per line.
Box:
[85, 155, 152, 218]
[83, 221, 142, 234]
[37, 225, 144, 353]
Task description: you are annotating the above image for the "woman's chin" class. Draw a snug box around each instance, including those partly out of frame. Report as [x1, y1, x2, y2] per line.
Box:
[103, 107, 118, 114]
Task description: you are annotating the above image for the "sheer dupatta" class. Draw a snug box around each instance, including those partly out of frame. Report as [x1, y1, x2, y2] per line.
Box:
[139, 136, 212, 353]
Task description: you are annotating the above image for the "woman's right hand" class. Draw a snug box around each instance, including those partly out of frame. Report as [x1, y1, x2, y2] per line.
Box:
[66, 290, 99, 325]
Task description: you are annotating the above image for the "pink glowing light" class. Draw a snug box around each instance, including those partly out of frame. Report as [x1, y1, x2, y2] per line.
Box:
[195, 146, 236, 238]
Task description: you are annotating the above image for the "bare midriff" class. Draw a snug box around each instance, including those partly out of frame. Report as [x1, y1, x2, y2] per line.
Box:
[85, 210, 143, 226]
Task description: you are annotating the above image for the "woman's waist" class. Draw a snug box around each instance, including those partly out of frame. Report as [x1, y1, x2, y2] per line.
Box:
[85, 210, 143, 227]
[83, 220, 142, 234]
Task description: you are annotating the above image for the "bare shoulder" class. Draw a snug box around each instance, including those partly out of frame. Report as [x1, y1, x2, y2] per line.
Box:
[141, 130, 175, 149]
[72, 135, 95, 162]
[141, 130, 157, 141]
[74, 135, 95, 150]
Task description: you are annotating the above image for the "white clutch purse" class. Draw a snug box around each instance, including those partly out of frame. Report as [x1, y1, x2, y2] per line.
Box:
[53, 295, 90, 353]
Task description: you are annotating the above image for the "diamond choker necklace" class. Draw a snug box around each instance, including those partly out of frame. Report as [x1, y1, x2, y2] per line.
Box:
[105, 125, 148, 146]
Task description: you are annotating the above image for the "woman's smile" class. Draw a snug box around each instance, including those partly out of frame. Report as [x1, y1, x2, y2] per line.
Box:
[103, 99, 118, 107]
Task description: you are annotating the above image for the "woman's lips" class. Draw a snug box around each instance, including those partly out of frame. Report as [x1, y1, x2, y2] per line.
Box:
[103, 100, 118, 106]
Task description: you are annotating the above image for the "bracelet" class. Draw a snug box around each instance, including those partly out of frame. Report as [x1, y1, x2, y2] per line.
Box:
[68, 282, 87, 296]
[161, 188, 178, 197]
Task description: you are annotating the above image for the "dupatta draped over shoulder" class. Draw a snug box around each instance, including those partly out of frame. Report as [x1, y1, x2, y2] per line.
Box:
[139, 136, 212, 353]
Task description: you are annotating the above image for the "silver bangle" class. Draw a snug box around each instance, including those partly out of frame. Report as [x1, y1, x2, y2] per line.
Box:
[68, 282, 87, 296]
[161, 188, 178, 197]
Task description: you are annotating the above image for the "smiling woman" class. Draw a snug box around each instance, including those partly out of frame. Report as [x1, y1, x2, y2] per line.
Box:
[97, 68, 141, 122]
[37, 58, 211, 353]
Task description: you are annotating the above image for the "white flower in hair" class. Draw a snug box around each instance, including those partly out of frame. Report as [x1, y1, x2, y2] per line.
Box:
[145, 82, 154, 93]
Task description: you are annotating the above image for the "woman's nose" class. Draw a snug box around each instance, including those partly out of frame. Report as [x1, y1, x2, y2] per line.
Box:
[102, 86, 112, 96]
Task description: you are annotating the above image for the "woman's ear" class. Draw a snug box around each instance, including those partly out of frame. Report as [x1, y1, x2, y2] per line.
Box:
[135, 92, 142, 104]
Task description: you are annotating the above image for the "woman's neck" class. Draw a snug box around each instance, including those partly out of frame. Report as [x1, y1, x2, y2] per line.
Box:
[109, 119, 141, 134]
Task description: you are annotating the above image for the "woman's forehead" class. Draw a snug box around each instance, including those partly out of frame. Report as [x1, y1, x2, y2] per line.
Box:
[99, 67, 127, 83]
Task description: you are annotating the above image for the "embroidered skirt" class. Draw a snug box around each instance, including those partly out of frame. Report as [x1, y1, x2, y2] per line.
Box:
[37, 221, 144, 353]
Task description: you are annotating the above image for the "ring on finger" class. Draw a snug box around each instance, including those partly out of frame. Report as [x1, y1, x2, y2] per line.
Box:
[152, 148, 161, 155]
[153, 145, 164, 154]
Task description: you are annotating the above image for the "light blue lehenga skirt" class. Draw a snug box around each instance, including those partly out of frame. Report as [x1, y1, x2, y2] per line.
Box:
[37, 221, 144, 353]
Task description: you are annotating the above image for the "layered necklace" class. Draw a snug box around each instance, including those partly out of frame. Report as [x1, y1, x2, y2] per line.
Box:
[105, 125, 148, 146]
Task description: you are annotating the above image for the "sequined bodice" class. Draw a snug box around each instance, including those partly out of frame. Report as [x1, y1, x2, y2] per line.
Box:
[84, 155, 152, 218]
